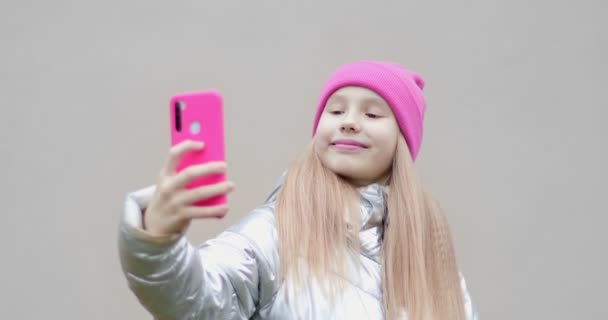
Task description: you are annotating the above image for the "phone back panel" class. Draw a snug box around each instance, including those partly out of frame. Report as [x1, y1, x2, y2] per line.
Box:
[169, 90, 226, 206]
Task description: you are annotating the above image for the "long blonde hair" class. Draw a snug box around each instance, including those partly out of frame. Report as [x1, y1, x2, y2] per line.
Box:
[275, 137, 465, 320]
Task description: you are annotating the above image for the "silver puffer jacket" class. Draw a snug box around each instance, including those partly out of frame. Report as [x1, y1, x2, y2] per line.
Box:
[118, 178, 479, 320]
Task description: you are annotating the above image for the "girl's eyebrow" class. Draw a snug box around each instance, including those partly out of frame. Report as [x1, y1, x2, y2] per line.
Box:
[327, 94, 347, 104]
[362, 96, 387, 106]
[327, 94, 389, 112]
[362, 97, 390, 113]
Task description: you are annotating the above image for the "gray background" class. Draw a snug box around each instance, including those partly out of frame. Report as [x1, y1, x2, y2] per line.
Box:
[1, 0, 606, 319]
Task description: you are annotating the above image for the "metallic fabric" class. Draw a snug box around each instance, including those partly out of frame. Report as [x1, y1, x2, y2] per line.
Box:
[118, 180, 478, 319]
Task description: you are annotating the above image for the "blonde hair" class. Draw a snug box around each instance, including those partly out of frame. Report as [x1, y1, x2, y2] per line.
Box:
[276, 137, 465, 319]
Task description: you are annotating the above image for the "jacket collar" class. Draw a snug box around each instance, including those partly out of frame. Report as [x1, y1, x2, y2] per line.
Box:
[357, 183, 388, 261]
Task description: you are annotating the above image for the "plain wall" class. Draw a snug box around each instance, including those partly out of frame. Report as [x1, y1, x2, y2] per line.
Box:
[1, 0, 606, 318]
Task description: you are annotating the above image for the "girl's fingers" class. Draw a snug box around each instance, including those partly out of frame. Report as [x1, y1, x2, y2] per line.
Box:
[182, 204, 230, 219]
[175, 181, 235, 205]
[169, 162, 227, 190]
[163, 140, 205, 175]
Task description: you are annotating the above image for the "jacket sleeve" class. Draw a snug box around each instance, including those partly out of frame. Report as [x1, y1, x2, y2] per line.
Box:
[460, 273, 480, 320]
[117, 185, 280, 320]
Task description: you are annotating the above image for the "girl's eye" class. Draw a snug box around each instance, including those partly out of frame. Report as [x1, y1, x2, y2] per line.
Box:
[366, 113, 380, 118]
[330, 110, 343, 115]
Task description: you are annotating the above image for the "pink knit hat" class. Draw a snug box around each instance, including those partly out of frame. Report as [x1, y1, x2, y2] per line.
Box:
[312, 61, 427, 160]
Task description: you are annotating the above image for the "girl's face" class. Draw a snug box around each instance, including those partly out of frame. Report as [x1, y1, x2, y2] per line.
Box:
[314, 86, 400, 187]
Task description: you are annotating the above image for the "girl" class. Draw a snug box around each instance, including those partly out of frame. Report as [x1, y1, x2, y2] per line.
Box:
[118, 61, 479, 319]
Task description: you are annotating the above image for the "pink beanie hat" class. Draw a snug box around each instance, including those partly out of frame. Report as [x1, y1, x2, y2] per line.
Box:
[312, 61, 427, 160]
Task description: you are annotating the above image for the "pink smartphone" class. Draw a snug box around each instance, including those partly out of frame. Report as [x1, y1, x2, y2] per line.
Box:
[169, 90, 226, 207]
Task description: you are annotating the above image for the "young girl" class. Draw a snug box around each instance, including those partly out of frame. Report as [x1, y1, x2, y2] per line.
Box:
[118, 61, 479, 319]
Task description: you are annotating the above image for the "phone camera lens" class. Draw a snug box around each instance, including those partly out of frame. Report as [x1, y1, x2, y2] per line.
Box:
[175, 101, 183, 132]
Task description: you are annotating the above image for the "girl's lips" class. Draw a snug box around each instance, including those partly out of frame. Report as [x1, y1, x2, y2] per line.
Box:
[330, 139, 369, 150]
[332, 143, 365, 150]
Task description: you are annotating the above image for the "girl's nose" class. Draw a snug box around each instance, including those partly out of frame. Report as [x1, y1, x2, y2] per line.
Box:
[340, 114, 361, 133]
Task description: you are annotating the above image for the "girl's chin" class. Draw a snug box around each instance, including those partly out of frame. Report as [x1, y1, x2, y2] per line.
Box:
[332, 167, 388, 187]
[333, 170, 373, 186]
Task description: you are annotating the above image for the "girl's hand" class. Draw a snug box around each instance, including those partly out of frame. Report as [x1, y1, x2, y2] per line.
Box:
[143, 140, 235, 237]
